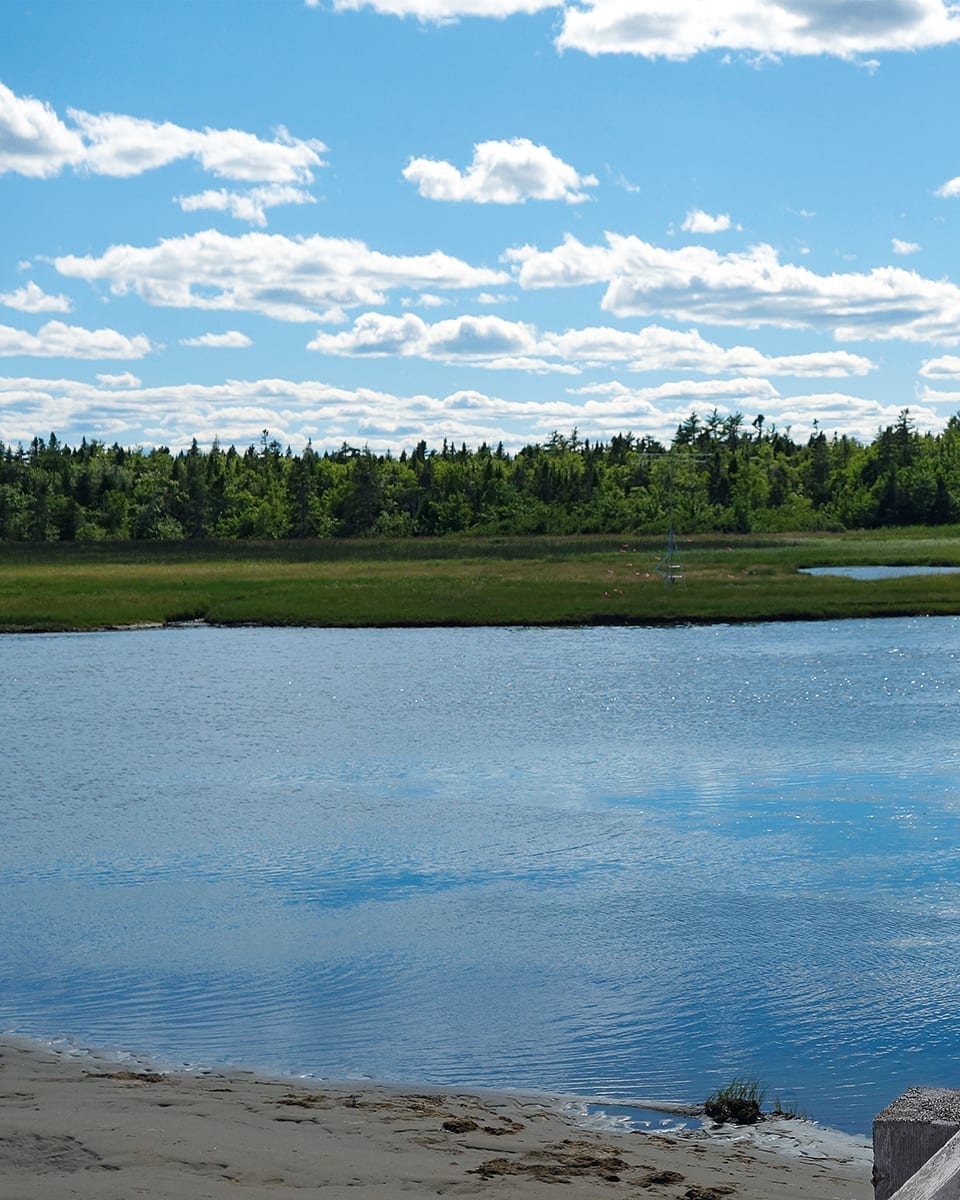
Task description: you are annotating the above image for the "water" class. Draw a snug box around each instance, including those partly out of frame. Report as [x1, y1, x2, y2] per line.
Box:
[2, 619, 959, 1136]
[801, 565, 960, 579]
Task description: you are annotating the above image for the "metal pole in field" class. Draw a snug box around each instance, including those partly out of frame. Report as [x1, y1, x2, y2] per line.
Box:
[655, 450, 690, 586]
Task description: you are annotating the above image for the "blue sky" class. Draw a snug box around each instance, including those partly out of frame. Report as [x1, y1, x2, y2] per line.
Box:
[4, 0, 960, 454]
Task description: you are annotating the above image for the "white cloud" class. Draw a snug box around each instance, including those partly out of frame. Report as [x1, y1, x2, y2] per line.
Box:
[309, 311, 571, 372]
[682, 210, 732, 234]
[0, 370, 949, 455]
[936, 176, 960, 198]
[919, 354, 960, 378]
[0, 281, 73, 313]
[180, 330, 253, 348]
[555, 0, 960, 60]
[565, 376, 782, 427]
[0, 320, 152, 359]
[892, 237, 921, 255]
[314, 0, 960, 58]
[569, 379, 948, 443]
[68, 110, 199, 177]
[176, 184, 316, 227]
[330, 0, 554, 19]
[553, 325, 874, 376]
[610, 169, 642, 194]
[69, 112, 326, 183]
[0, 82, 85, 177]
[506, 233, 960, 342]
[0, 373, 522, 452]
[916, 383, 960, 408]
[401, 292, 451, 309]
[308, 310, 875, 377]
[403, 138, 597, 204]
[0, 82, 326, 183]
[54, 229, 509, 322]
[97, 372, 142, 387]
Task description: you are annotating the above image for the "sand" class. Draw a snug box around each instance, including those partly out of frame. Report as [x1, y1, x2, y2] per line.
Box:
[0, 1037, 873, 1199]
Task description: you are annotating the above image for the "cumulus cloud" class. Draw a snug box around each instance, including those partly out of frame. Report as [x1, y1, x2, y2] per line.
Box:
[0, 320, 152, 359]
[506, 233, 960, 342]
[919, 354, 960, 378]
[312, 0, 960, 59]
[0, 82, 326, 183]
[329, 0, 554, 19]
[568, 379, 949, 444]
[176, 184, 316, 227]
[97, 372, 142, 387]
[918, 384, 960, 412]
[0, 370, 949, 455]
[54, 229, 509, 322]
[308, 310, 875, 376]
[892, 237, 921, 255]
[403, 138, 597, 204]
[71, 113, 325, 182]
[912, 380, 960, 409]
[401, 292, 451, 309]
[0, 82, 85, 176]
[0, 373, 522, 452]
[565, 376, 782, 429]
[555, 0, 960, 60]
[0, 281, 73, 313]
[180, 330, 253, 348]
[682, 210, 732, 234]
[309, 311, 571, 372]
[551, 325, 874, 376]
[936, 175, 960, 198]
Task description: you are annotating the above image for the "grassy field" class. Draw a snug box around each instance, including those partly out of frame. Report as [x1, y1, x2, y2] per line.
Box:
[1, 527, 959, 632]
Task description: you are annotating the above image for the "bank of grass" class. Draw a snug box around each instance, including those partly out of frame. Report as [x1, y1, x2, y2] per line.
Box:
[1, 527, 959, 632]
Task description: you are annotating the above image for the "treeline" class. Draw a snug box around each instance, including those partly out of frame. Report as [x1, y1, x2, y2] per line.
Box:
[2, 409, 959, 541]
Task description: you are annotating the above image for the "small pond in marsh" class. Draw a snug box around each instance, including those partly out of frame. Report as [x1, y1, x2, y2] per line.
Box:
[801, 565, 960, 580]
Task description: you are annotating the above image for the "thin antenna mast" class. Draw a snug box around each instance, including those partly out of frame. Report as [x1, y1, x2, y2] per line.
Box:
[655, 449, 685, 586]
[650, 446, 713, 585]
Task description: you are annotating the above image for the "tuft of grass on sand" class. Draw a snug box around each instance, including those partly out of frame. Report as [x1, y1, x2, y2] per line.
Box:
[704, 1079, 766, 1126]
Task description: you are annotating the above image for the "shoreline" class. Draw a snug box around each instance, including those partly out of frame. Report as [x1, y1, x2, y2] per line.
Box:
[0, 1035, 873, 1199]
[3, 605, 958, 636]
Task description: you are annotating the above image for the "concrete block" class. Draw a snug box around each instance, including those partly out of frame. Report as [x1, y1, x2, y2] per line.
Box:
[874, 1088, 960, 1200]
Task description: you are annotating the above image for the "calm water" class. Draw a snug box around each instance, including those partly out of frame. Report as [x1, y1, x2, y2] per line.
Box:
[2, 619, 960, 1135]
[802, 565, 960, 580]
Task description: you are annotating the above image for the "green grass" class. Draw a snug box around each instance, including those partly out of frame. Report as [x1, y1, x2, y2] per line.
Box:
[703, 1077, 802, 1124]
[1, 527, 959, 631]
[704, 1078, 766, 1125]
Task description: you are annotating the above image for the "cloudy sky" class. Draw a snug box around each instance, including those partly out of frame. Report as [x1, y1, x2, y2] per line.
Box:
[4, 0, 960, 453]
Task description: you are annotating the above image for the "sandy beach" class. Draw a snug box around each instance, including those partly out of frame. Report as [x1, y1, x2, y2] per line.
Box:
[0, 1037, 873, 1199]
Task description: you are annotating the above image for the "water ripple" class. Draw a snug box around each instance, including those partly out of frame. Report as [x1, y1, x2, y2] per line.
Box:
[3, 618, 960, 1134]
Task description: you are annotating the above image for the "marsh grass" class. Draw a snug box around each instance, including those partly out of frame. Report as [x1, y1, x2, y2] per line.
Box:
[1, 528, 958, 631]
[704, 1078, 766, 1126]
[770, 1094, 802, 1119]
[703, 1078, 802, 1125]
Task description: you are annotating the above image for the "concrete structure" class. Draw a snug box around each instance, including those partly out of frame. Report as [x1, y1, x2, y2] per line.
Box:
[874, 1088, 960, 1200]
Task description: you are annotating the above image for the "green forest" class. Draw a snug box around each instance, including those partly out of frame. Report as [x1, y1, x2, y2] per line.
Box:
[3, 408, 959, 542]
